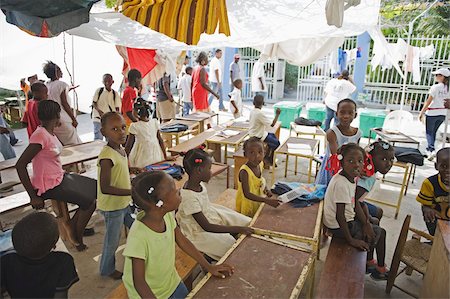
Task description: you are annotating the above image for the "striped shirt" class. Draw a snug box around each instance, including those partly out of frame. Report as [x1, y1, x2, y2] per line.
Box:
[416, 174, 449, 220]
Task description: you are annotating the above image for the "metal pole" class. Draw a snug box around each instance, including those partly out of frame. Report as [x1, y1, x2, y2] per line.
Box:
[443, 109, 449, 149]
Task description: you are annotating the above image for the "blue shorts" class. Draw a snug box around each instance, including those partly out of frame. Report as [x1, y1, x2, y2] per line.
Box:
[365, 201, 379, 218]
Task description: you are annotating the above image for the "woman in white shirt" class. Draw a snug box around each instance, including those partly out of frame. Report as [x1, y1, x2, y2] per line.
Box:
[419, 68, 450, 158]
[323, 70, 356, 131]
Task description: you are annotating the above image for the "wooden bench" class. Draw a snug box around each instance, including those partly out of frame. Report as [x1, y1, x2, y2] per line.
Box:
[105, 246, 199, 299]
[316, 237, 367, 298]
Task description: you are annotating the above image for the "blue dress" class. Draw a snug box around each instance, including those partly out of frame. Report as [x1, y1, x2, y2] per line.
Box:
[315, 126, 362, 186]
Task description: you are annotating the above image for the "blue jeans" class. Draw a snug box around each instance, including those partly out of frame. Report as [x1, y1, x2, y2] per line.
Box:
[254, 91, 267, 99]
[264, 133, 280, 150]
[208, 82, 225, 110]
[169, 282, 189, 299]
[0, 115, 17, 145]
[93, 121, 104, 140]
[183, 102, 193, 116]
[99, 206, 134, 276]
[425, 115, 445, 151]
[324, 106, 339, 132]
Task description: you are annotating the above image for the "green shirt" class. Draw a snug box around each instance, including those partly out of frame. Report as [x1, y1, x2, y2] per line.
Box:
[97, 145, 131, 211]
[123, 212, 181, 299]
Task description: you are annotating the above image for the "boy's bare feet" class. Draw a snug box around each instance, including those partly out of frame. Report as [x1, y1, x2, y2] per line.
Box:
[109, 270, 123, 280]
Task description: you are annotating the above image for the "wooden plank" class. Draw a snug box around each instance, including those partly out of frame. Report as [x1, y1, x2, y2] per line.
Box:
[0, 191, 30, 214]
[316, 237, 367, 298]
[276, 137, 319, 157]
[168, 129, 217, 155]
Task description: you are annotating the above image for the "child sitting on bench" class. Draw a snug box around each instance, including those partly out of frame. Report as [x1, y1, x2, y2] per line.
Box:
[176, 149, 253, 260]
[323, 143, 388, 280]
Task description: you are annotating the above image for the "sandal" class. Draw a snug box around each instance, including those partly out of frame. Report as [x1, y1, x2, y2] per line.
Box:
[75, 244, 88, 252]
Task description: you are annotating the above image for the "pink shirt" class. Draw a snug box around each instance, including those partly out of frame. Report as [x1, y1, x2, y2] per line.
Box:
[29, 127, 65, 195]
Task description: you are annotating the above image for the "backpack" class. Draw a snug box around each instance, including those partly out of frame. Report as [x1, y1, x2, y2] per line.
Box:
[91, 87, 117, 119]
[144, 163, 185, 180]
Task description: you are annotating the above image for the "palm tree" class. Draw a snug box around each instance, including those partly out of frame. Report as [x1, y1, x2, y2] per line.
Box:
[416, 4, 450, 36]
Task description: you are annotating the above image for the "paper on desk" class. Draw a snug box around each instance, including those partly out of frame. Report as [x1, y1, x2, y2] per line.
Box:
[287, 143, 312, 154]
[295, 125, 316, 134]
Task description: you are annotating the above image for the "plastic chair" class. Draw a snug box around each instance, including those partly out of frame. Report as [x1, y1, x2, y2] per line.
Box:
[383, 110, 414, 133]
[386, 215, 433, 297]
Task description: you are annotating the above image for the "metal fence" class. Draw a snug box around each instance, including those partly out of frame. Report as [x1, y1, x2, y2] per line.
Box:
[296, 35, 450, 111]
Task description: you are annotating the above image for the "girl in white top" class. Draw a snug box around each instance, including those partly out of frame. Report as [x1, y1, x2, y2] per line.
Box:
[176, 149, 253, 260]
[419, 68, 450, 157]
[125, 98, 172, 168]
[323, 70, 356, 131]
[229, 79, 243, 119]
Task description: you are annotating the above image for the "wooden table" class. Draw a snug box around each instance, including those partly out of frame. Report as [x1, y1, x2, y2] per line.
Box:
[421, 220, 450, 298]
[160, 119, 200, 146]
[226, 121, 282, 139]
[273, 137, 320, 184]
[290, 122, 326, 152]
[176, 112, 219, 133]
[188, 235, 315, 299]
[168, 128, 218, 156]
[206, 130, 248, 163]
[369, 128, 420, 148]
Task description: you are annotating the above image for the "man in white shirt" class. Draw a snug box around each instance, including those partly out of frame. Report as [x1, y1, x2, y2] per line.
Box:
[208, 49, 227, 111]
[92, 74, 121, 140]
[251, 55, 268, 99]
[177, 67, 193, 116]
[229, 54, 241, 84]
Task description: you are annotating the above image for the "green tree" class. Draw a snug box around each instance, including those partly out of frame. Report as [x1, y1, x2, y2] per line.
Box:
[416, 4, 450, 35]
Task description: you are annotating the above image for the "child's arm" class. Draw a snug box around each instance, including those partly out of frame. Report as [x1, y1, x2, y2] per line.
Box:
[131, 258, 156, 298]
[239, 170, 281, 208]
[175, 227, 234, 278]
[124, 134, 135, 156]
[230, 100, 239, 113]
[336, 203, 369, 251]
[192, 212, 253, 235]
[326, 130, 339, 154]
[417, 178, 440, 222]
[16, 144, 45, 209]
[271, 108, 281, 127]
[60, 90, 78, 128]
[157, 130, 173, 160]
[99, 159, 131, 196]
[354, 196, 374, 242]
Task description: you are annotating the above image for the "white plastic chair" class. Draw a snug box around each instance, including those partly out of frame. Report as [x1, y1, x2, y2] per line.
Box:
[383, 110, 414, 133]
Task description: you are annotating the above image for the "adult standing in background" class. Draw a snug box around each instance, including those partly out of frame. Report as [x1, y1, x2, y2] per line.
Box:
[43, 61, 81, 146]
[156, 73, 175, 123]
[208, 49, 227, 111]
[419, 68, 450, 160]
[229, 54, 241, 83]
[192, 52, 219, 129]
[179, 55, 190, 79]
[322, 70, 356, 131]
[251, 55, 268, 99]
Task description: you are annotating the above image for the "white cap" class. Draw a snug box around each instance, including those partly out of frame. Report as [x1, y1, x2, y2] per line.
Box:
[432, 68, 450, 77]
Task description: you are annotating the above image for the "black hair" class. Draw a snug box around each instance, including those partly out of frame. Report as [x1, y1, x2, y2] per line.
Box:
[131, 171, 168, 209]
[337, 98, 357, 111]
[185, 66, 193, 74]
[253, 95, 264, 106]
[127, 69, 142, 84]
[38, 100, 61, 122]
[12, 212, 59, 260]
[196, 51, 208, 64]
[42, 61, 59, 80]
[233, 79, 243, 87]
[436, 147, 450, 162]
[103, 73, 113, 81]
[243, 137, 263, 152]
[133, 97, 151, 119]
[31, 81, 47, 93]
[101, 111, 122, 128]
[338, 69, 350, 80]
[338, 143, 366, 159]
[368, 140, 394, 156]
[215, 49, 222, 53]
[183, 148, 211, 175]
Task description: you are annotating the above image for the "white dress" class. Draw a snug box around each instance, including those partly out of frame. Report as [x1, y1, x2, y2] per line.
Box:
[176, 183, 252, 260]
[128, 120, 165, 168]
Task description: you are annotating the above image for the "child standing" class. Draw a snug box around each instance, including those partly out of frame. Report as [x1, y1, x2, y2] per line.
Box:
[123, 171, 234, 299]
[16, 100, 96, 251]
[22, 82, 47, 138]
[316, 98, 362, 186]
[248, 95, 281, 167]
[0, 212, 79, 298]
[125, 98, 172, 168]
[416, 147, 449, 235]
[177, 66, 193, 116]
[122, 69, 142, 132]
[176, 149, 253, 260]
[236, 137, 281, 217]
[229, 79, 243, 119]
[323, 143, 388, 280]
[98, 112, 136, 279]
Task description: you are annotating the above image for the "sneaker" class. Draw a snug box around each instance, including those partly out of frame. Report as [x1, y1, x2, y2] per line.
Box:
[220, 108, 228, 112]
[370, 266, 389, 280]
[427, 150, 436, 161]
[366, 259, 377, 274]
[11, 139, 23, 146]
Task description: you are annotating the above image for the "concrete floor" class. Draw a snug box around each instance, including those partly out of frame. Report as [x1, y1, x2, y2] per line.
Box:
[2, 99, 447, 298]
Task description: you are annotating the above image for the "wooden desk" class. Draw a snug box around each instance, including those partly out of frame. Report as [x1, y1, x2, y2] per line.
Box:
[188, 235, 315, 299]
[0, 140, 106, 172]
[206, 130, 248, 163]
[421, 220, 450, 298]
[226, 121, 282, 139]
[369, 128, 420, 148]
[160, 119, 200, 146]
[168, 128, 217, 156]
[273, 137, 320, 184]
[233, 148, 246, 189]
[176, 112, 219, 133]
[290, 122, 326, 152]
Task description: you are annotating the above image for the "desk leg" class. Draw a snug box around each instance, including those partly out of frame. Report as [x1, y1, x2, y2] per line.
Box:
[224, 144, 228, 162]
[175, 135, 180, 145]
[294, 156, 298, 175]
[404, 164, 413, 196]
[284, 154, 289, 178]
[395, 164, 410, 219]
[199, 120, 204, 133]
[272, 153, 277, 185]
[209, 143, 222, 163]
[308, 158, 313, 183]
[226, 166, 230, 189]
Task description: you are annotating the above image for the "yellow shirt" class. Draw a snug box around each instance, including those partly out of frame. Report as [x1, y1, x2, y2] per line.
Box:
[416, 174, 449, 220]
[236, 163, 266, 217]
[97, 145, 132, 211]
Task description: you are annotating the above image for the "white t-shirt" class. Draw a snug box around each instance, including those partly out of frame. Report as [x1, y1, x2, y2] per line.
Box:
[249, 108, 271, 140]
[324, 78, 356, 111]
[209, 57, 222, 83]
[251, 60, 266, 92]
[92, 88, 121, 122]
[323, 173, 356, 229]
[426, 83, 449, 116]
[46, 80, 72, 123]
[177, 74, 192, 103]
[229, 88, 242, 116]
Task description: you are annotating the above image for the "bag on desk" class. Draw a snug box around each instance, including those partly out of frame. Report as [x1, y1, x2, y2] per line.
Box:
[394, 146, 424, 166]
[144, 163, 185, 180]
[294, 117, 322, 127]
[160, 123, 188, 133]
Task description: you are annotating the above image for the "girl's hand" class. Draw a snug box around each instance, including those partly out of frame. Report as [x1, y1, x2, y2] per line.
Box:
[129, 167, 144, 175]
[31, 197, 45, 210]
[206, 263, 234, 278]
[237, 226, 254, 235]
[265, 198, 282, 208]
[422, 206, 438, 222]
[350, 239, 369, 251]
[264, 189, 273, 198]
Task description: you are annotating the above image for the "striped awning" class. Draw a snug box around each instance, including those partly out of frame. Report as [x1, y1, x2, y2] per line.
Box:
[121, 0, 230, 45]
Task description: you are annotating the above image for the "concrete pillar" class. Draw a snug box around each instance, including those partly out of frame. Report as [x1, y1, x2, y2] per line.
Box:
[353, 31, 371, 99]
[222, 47, 239, 98]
